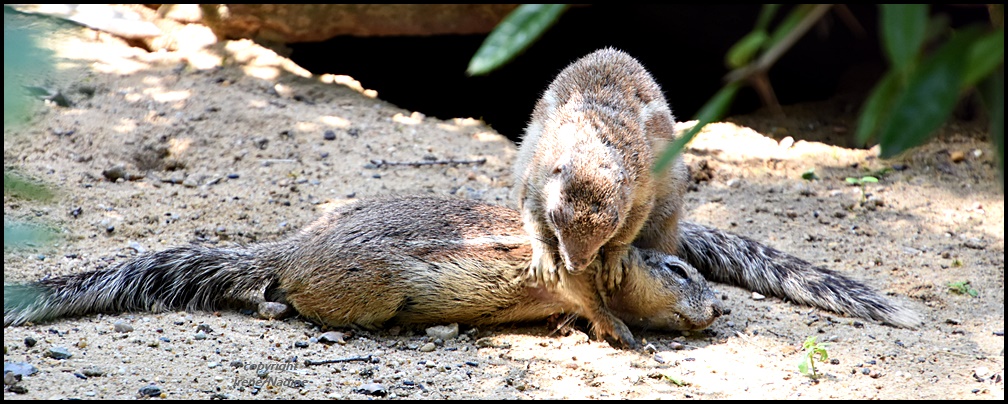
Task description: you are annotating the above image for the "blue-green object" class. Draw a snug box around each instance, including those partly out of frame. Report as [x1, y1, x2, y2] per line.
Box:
[467, 4, 568, 76]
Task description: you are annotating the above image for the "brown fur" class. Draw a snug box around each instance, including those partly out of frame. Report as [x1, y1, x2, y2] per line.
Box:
[4, 196, 723, 347]
[512, 47, 690, 345]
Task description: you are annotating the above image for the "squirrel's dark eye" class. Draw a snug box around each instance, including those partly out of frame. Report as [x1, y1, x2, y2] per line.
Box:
[664, 261, 689, 279]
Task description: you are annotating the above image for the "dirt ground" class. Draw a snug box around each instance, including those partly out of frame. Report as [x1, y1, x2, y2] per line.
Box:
[3, 12, 1004, 400]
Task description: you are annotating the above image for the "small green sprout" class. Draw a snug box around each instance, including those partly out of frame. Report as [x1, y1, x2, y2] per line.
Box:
[845, 175, 879, 203]
[798, 336, 829, 379]
[948, 281, 978, 297]
[801, 168, 819, 181]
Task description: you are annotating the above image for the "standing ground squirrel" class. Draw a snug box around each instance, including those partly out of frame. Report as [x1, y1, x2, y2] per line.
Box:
[513, 47, 689, 290]
[4, 196, 920, 344]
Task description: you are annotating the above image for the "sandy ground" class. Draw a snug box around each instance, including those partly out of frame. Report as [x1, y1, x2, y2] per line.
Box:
[3, 12, 1004, 400]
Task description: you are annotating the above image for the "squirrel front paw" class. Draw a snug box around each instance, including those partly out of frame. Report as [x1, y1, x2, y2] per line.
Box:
[528, 244, 560, 288]
[600, 245, 633, 292]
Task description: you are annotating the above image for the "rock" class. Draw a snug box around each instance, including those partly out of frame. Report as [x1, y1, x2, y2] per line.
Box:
[45, 347, 73, 360]
[751, 292, 765, 300]
[138, 384, 162, 397]
[258, 301, 292, 319]
[4, 372, 21, 386]
[202, 4, 518, 42]
[102, 165, 127, 182]
[81, 366, 105, 377]
[113, 321, 134, 333]
[355, 382, 387, 397]
[4, 362, 38, 377]
[418, 342, 436, 352]
[318, 331, 347, 345]
[24, 337, 37, 348]
[425, 323, 459, 340]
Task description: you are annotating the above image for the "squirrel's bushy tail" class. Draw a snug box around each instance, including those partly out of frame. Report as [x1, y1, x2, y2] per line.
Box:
[677, 221, 921, 328]
[4, 245, 277, 326]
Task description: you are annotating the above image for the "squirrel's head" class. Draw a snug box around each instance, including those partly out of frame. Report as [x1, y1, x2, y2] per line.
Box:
[544, 141, 632, 274]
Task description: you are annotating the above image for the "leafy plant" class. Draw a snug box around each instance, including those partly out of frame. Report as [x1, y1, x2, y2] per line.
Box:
[4, 7, 59, 248]
[801, 168, 819, 181]
[468, 5, 1004, 186]
[797, 336, 829, 379]
[845, 175, 878, 203]
[948, 280, 979, 297]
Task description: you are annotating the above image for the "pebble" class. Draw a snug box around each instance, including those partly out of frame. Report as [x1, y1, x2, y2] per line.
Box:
[974, 366, 990, 379]
[138, 385, 162, 397]
[227, 173, 240, 179]
[419, 342, 436, 352]
[356, 383, 387, 396]
[950, 150, 966, 163]
[5, 362, 39, 377]
[81, 366, 105, 377]
[318, 331, 347, 345]
[46, 347, 73, 360]
[113, 321, 134, 333]
[323, 130, 337, 141]
[426, 323, 459, 340]
[751, 292, 766, 300]
[4, 372, 21, 386]
[196, 323, 214, 334]
[258, 301, 291, 319]
[24, 337, 37, 348]
[194, 332, 208, 340]
[963, 239, 986, 250]
[102, 165, 127, 182]
[294, 341, 309, 348]
[643, 343, 657, 354]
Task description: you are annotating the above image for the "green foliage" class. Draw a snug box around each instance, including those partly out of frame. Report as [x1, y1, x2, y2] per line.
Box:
[468, 5, 1004, 188]
[466, 4, 568, 76]
[797, 336, 829, 378]
[948, 280, 979, 297]
[801, 168, 819, 181]
[4, 7, 59, 249]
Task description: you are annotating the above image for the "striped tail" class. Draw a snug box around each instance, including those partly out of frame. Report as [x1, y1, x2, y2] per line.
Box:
[4, 245, 278, 326]
[677, 221, 922, 328]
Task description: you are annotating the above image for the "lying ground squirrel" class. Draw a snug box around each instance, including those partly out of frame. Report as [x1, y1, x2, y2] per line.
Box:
[4, 196, 724, 345]
[512, 48, 690, 345]
[4, 196, 920, 346]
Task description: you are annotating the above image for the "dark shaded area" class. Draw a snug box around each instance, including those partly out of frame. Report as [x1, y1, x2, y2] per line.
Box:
[289, 4, 991, 144]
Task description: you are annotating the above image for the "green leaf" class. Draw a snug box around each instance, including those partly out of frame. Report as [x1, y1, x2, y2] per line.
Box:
[798, 360, 809, 375]
[765, 5, 816, 51]
[860, 176, 879, 183]
[653, 82, 741, 173]
[880, 4, 928, 75]
[754, 4, 782, 32]
[845, 177, 859, 185]
[854, 70, 901, 145]
[962, 27, 1005, 88]
[662, 374, 689, 386]
[466, 4, 568, 76]
[876, 27, 986, 158]
[977, 67, 1004, 189]
[801, 168, 819, 181]
[726, 30, 768, 68]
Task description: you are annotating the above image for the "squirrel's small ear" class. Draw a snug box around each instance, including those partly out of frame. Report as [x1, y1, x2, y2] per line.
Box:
[551, 160, 568, 175]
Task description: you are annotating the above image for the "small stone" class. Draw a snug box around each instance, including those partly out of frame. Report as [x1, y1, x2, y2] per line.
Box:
[643, 343, 657, 354]
[4, 372, 21, 386]
[950, 151, 966, 163]
[102, 165, 127, 182]
[24, 337, 37, 348]
[194, 332, 208, 340]
[778, 136, 795, 148]
[257, 368, 269, 378]
[726, 178, 742, 188]
[4, 362, 38, 377]
[258, 301, 292, 319]
[945, 318, 962, 325]
[81, 366, 105, 377]
[669, 341, 685, 350]
[356, 382, 387, 396]
[974, 366, 990, 379]
[419, 342, 436, 352]
[294, 341, 309, 348]
[963, 239, 986, 250]
[227, 173, 240, 179]
[861, 368, 871, 375]
[751, 292, 765, 300]
[196, 323, 214, 334]
[318, 331, 347, 345]
[138, 385, 162, 397]
[323, 130, 337, 141]
[8, 384, 28, 394]
[113, 321, 134, 333]
[426, 323, 459, 340]
[46, 347, 73, 360]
